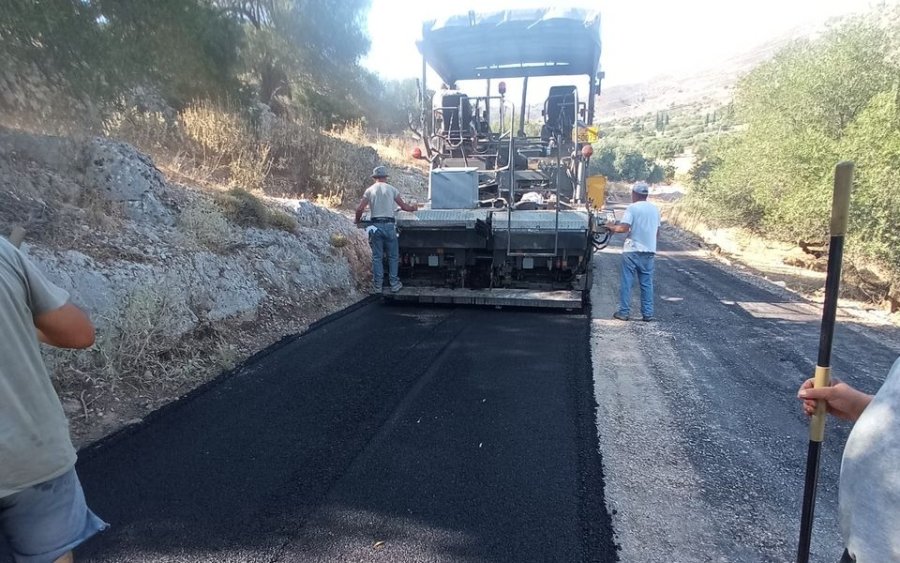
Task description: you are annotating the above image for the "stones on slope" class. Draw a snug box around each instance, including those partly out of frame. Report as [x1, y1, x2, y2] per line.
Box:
[82, 137, 174, 225]
[0, 128, 176, 226]
[187, 252, 264, 322]
[3, 128, 370, 353]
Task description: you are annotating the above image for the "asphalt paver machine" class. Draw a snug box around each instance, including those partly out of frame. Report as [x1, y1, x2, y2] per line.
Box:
[390, 8, 609, 309]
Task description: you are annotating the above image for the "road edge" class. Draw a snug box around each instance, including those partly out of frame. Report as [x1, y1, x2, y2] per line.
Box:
[77, 295, 379, 460]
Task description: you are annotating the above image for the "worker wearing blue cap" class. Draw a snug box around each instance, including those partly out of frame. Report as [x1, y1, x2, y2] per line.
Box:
[606, 182, 661, 321]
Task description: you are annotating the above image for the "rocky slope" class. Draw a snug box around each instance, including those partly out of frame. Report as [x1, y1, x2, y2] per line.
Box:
[0, 126, 377, 445]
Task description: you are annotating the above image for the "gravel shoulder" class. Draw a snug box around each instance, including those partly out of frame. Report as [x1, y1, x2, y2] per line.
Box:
[591, 226, 897, 562]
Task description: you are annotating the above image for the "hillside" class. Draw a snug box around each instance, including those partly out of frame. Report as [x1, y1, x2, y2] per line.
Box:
[597, 27, 814, 121]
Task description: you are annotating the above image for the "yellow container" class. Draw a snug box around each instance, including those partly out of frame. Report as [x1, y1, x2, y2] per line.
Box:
[586, 175, 607, 207]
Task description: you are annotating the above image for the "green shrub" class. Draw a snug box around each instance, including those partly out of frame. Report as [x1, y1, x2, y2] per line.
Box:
[689, 9, 900, 275]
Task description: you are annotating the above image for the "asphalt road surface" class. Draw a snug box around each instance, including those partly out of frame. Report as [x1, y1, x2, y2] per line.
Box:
[68, 299, 614, 562]
[4, 223, 899, 562]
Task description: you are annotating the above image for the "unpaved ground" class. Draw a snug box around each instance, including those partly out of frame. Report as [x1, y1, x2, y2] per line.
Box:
[592, 223, 900, 562]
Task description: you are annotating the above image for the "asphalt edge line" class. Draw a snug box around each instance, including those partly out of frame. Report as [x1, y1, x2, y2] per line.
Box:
[577, 300, 620, 563]
[77, 295, 379, 460]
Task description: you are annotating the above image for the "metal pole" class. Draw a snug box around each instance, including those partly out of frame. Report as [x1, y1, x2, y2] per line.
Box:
[796, 161, 854, 563]
[587, 73, 596, 126]
[507, 103, 515, 256]
[554, 135, 560, 256]
[486, 79, 491, 128]
[422, 56, 429, 137]
[519, 77, 528, 137]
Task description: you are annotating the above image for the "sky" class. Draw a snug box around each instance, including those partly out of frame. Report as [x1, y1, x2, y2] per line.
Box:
[363, 0, 882, 91]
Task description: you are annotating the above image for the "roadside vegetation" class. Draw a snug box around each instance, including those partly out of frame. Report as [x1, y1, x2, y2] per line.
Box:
[598, 103, 735, 180]
[592, 7, 900, 306]
[1, 0, 419, 205]
[586, 101, 735, 184]
[685, 8, 900, 302]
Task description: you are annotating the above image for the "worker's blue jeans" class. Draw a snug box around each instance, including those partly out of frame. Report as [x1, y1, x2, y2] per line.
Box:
[370, 222, 399, 290]
[618, 251, 655, 318]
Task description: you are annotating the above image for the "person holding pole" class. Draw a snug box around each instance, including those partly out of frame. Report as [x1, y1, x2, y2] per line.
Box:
[797, 358, 900, 562]
[792, 161, 899, 563]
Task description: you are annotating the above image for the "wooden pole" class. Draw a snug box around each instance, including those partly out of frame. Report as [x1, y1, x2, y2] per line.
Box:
[796, 161, 854, 563]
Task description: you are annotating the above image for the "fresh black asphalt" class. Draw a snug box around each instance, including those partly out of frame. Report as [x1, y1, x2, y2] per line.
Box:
[65, 302, 615, 562]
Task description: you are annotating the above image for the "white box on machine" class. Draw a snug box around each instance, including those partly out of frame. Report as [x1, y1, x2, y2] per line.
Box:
[429, 167, 479, 209]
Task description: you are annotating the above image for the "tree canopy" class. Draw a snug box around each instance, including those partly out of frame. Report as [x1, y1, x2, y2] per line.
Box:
[0, 0, 414, 128]
[691, 9, 900, 273]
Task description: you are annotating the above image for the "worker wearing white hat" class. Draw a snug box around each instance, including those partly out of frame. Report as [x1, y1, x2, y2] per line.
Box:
[606, 182, 661, 321]
[355, 166, 418, 293]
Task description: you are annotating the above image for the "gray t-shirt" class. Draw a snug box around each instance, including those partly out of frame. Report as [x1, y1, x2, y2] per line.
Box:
[364, 182, 400, 219]
[621, 200, 660, 253]
[840, 356, 900, 561]
[0, 237, 75, 498]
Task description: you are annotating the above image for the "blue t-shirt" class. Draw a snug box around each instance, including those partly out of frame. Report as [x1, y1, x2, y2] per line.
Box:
[621, 201, 660, 253]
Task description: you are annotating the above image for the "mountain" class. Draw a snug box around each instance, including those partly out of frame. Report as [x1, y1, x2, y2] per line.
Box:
[596, 26, 817, 122]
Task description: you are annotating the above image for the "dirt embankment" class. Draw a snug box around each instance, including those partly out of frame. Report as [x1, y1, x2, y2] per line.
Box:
[0, 126, 415, 446]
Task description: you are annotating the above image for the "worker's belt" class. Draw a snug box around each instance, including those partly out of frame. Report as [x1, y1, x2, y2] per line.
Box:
[370, 217, 395, 223]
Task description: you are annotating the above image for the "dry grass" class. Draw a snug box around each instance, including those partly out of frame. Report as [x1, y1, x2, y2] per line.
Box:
[263, 118, 377, 205]
[314, 192, 344, 208]
[329, 233, 349, 248]
[180, 101, 272, 191]
[103, 108, 176, 153]
[138, 103, 376, 205]
[18, 97, 383, 209]
[333, 121, 425, 172]
[50, 280, 238, 405]
[98, 282, 187, 387]
[180, 102, 247, 156]
[214, 187, 298, 233]
[229, 143, 271, 191]
[178, 197, 235, 250]
[100, 282, 238, 390]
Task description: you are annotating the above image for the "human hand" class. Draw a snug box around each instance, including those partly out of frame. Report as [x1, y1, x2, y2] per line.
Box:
[797, 378, 873, 422]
